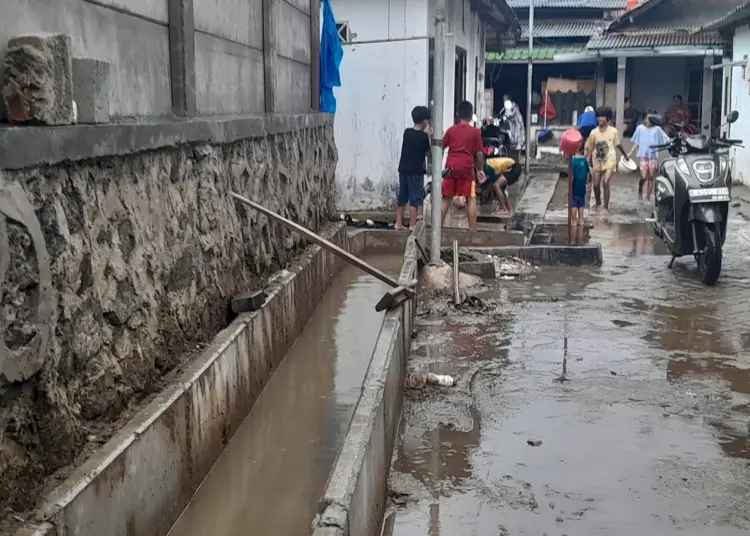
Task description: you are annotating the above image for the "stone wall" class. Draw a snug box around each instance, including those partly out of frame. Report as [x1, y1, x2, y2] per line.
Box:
[0, 117, 337, 513]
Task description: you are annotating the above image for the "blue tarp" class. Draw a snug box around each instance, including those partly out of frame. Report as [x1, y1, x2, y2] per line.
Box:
[320, 0, 343, 114]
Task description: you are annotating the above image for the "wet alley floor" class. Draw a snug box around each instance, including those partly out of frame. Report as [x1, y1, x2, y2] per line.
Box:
[167, 254, 402, 536]
[384, 177, 750, 535]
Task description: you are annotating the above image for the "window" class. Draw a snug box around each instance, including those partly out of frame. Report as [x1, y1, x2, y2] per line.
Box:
[336, 22, 351, 43]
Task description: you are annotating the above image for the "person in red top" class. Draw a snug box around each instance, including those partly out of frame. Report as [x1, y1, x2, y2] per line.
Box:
[442, 100, 485, 231]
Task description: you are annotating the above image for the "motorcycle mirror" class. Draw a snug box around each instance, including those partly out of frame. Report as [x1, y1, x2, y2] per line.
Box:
[727, 110, 739, 124]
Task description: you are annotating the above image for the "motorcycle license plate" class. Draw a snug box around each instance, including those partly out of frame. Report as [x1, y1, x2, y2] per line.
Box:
[688, 187, 730, 203]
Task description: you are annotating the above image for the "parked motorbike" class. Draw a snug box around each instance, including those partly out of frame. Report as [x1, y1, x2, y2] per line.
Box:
[481, 118, 510, 158]
[651, 110, 741, 285]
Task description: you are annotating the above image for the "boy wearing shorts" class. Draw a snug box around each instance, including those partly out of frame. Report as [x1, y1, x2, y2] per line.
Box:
[442, 100, 484, 231]
[396, 106, 432, 229]
[584, 106, 631, 212]
[570, 145, 590, 226]
[483, 157, 521, 214]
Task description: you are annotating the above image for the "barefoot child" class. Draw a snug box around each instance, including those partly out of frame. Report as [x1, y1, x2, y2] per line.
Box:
[627, 113, 669, 202]
[570, 145, 590, 226]
[396, 106, 432, 229]
[584, 106, 631, 212]
[484, 157, 522, 214]
[441, 101, 484, 231]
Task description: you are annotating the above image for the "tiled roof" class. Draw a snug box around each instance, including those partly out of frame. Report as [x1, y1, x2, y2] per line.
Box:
[486, 44, 588, 61]
[508, 0, 627, 8]
[587, 29, 726, 49]
[520, 18, 607, 38]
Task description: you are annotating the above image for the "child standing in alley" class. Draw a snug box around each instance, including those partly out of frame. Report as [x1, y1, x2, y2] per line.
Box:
[396, 106, 432, 230]
[585, 106, 631, 212]
[570, 144, 590, 226]
[627, 113, 669, 202]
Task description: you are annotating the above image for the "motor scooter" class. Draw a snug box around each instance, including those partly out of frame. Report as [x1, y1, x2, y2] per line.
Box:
[651, 110, 742, 285]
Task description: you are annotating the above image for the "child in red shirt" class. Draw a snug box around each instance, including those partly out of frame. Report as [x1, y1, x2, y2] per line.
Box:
[442, 101, 485, 231]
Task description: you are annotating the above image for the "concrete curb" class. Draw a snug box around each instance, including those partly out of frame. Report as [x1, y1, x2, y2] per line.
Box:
[0, 112, 333, 170]
[16, 223, 353, 536]
[467, 244, 604, 266]
[311, 221, 424, 536]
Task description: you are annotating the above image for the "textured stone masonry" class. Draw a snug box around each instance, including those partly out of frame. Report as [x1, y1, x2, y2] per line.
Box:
[0, 122, 337, 513]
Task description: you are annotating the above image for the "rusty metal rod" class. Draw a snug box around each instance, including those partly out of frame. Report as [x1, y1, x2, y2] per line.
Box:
[229, 191, 414, 295]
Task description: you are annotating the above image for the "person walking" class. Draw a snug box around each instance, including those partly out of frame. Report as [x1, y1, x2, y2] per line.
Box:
[627, 113, 669, 202]
[395, 106, 432, 230]
[584, 106, 631, 212]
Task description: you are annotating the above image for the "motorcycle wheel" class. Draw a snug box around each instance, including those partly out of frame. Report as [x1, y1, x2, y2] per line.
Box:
[696, 222, 722, 285]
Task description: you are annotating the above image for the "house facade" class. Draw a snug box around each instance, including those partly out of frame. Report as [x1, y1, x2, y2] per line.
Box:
[330, 0, 519, 211]
[694, 2, 750, 185]
[486, 0, 627, 124]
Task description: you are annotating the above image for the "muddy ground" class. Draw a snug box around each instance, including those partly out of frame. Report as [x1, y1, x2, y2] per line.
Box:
[385, 177, 750, 535]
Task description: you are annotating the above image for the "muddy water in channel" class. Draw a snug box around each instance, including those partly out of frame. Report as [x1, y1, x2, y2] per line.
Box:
[386, 220, 750, 536]
[167, 253, 403, 536]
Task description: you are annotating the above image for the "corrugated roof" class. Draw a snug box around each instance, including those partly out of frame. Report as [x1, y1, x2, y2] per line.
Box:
[587, 29, 726, 49]
[508, 0, 627, 8]
[520, 18, 607, 38]
[693, 1, 750, 33]
[486, 43, 588, 61]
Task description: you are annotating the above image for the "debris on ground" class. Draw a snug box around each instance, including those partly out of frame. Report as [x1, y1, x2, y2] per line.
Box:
[492, 255, 537, 279]
[527, 439, 543, 447]
[422, 261, 483, 291]
[403, 371, 456, 389]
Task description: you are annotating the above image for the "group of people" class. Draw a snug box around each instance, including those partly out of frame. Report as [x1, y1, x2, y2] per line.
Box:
[570, 104, 670, 226]
[395, 100, 521, 231]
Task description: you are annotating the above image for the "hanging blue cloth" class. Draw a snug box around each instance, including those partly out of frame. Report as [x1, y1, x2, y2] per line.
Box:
[320, 0, 343, 114]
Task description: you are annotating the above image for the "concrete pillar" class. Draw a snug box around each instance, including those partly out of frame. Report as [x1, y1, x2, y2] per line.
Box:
[615, 56, 626, 131]
[595, 61, 605, 107]
[701, 55, 714, 134]
[168, 0, 196, 116]
[310, 0, 320, 111]
[263, 0, 278, 113]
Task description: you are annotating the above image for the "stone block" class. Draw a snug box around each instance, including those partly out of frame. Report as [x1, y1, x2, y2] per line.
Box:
[2, 33, 74, 125]
[231, 289, 267, 314]
[72, 57, 111, 124]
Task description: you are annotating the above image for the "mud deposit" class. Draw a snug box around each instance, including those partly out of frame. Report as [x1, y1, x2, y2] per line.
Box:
[167, 254, 402, 536]
[385, 219, 750, 536]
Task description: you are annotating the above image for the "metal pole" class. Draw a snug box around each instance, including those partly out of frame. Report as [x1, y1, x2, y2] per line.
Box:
[430, 0, 447, 265]
[524, 0, 534, 178]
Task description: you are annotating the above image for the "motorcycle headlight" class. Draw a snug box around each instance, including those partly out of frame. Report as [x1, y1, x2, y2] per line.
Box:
[720, 156, 729, 173]
[676, 158, 691, 177]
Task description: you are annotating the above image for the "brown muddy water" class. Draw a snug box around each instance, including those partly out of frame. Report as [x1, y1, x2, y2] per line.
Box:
[385, 221, 750, 536]
[167, 253, 403, 536]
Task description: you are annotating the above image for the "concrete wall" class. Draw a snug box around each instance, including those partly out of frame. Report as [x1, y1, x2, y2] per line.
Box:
[1, 0, 317, 118]
[0, 0, 172, 118]
[15, 224, 355, 536]
[311, 223, 422, 536]
[729, 25, 750, 185]
[0, 114, 337, 521]
[332, 0, 488, 211]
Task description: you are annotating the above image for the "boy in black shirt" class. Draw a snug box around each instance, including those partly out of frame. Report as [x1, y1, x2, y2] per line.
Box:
[396, 106, 432, 230]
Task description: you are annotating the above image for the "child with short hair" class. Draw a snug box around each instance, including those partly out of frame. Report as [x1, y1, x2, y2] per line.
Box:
[570, 144, 590, 226]
[442, 100, 484, 231]
[627, 113, 669, 202]
[396, 106, 432, 229]
[584, 106, 631, 212]
[484, 157, 521, 214]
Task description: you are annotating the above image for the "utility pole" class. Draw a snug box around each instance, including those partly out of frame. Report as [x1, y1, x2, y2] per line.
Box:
[524, 0, 534, 179]
[430, 0, 446, 265]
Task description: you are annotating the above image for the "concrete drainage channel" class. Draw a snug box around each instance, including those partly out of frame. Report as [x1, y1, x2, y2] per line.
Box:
[12, 223, 419, 536]
[15, 218, 602, 536]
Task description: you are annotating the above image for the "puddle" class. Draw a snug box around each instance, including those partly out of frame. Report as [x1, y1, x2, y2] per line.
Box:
[167, 254, 402, 536]
[387, 235, 750, 535]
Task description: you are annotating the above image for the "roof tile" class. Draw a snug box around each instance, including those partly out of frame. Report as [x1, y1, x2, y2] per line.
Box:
[520, 18, 608, 38]
[508, 0, 627, 8]
[587, 30, 726, 49]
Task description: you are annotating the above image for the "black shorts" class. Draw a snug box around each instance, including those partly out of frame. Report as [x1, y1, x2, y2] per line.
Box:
[502, 163, 522, 189]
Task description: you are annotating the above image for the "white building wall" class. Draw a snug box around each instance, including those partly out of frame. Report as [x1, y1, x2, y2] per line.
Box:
[729, 25, 750, 185]
[331, 0, 430, 210]
[332, 0, 488, 210]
